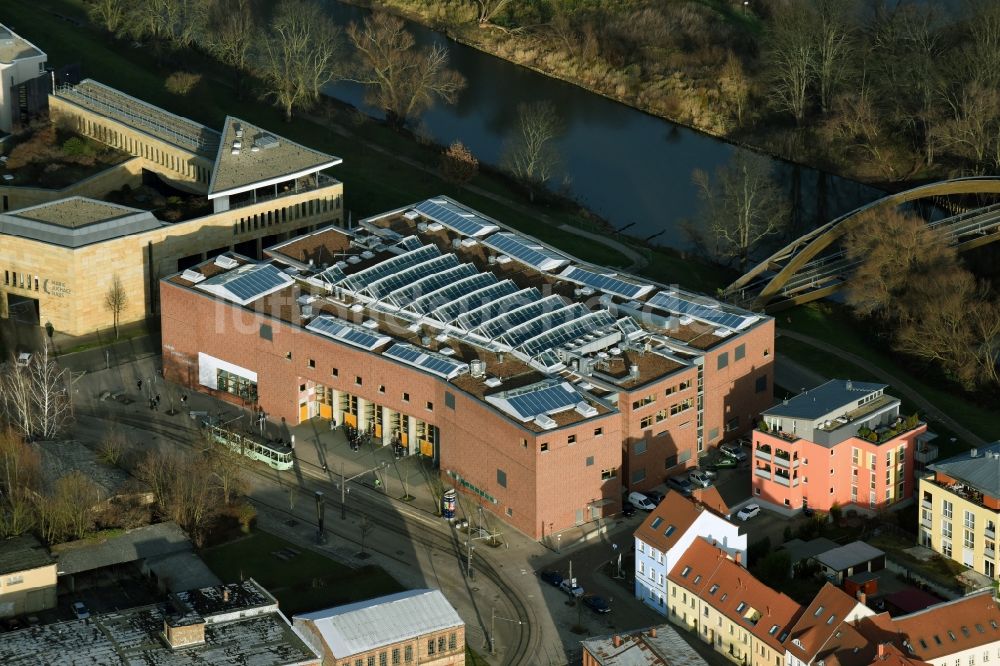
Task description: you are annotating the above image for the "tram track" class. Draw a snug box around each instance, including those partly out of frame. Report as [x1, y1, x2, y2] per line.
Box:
[76, 407, 540, 665]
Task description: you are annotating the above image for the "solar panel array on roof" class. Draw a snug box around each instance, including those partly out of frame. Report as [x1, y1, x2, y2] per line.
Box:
[413, 199, 499, 237]
[307, 315, 392, 350]
[365, 254, 459, 300]
[499, 303, 589, 348]
[559, 266, 653, 299]
[382, 343, 469, 379]
[196, 263, 293, 305]
[396, 236, 423, 251]
[407, 273, 497, 316]
[383, 264, 477, 307]
[454, 288, 541, 331]
[430, 280, 519, 324]
[482, 232, 569, 272]
[475, 295, 567, 340]
[485, 379, 585, 421]
[647, 290, 759, 331]
[314, 264, 346, 285]
[339, 244, 440, 293]
[520, 310, 618, 357]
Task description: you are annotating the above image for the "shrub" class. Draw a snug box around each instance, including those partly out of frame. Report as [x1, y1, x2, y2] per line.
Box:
[165, 71, 202, 96]
[62, 137, 94, 157]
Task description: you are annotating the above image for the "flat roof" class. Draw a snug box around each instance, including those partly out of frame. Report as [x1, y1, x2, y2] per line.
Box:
[815, 541, 884, 572]
[0, 534, 54, 576]
[0, 580, 318, 666]
[55, 79, 220, 157]
[0, 196, 161, 247]
[165, 197, 768, 431]
[294, 589, 462, 657]
[53, 521, 191, 575]
[765, 380, 888, 420]
[582, 624, 709, 666]
[208, 116, 341, 198]
[0, 24, 44, 63]
[928, 441, 1000, 498]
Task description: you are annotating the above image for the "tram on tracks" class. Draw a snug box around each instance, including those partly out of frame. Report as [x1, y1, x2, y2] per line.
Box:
[201, 419, 294, 471]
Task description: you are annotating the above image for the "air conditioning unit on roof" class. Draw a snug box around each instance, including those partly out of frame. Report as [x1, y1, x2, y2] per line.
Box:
[534, 414, 557, 430]
[214, 255, 238, 269]
[181, 269, 205, 283]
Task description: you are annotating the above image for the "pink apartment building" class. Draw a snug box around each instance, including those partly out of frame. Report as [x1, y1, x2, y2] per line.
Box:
[751, 380, 926, 514]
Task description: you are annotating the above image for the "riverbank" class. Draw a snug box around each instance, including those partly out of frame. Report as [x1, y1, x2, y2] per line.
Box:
[337, 0, 932, 193]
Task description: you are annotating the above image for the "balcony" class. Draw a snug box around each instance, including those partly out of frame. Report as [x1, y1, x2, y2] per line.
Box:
[227, 172, 341, 211]
[755, 468, 772, 481]
[925, 474, 997, 512]
[921, 498, 933, 510]
[987, 548, 996, 560]
[987, 527, 996, 540]
[755, 450, 772, 462]
[921, 518, 932, 529]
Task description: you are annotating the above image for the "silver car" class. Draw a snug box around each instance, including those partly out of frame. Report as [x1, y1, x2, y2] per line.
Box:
[688, 470, 713, 488]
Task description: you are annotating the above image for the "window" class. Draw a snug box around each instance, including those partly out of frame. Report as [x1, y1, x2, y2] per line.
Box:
[367, 657, 375, 666]
[379, 385, 386, 394]
[665, 454, 678, 469]
[404, 646, 412, 662]
[402, 392, 410, 402]
[602, 468, 617, 480]
[540, 442, 548, 452]
[438, 637, 446, 654]
[285, 351, 292, 360]
[426, 401, 433, 411]
[217, 369, 258, 402]
[632, 394, 656, 409]
[449, 633, 457, 650]
[725, 417, 740, 432]
[568, 434, 576, 444]
[392, 648, 400, 665]
[632, 468, 646, 483]
[299, 384, 307, 392]
[6, 575, 22, 585]
[445, 391, 455, 409]
[717, 352, 729, 370]
[965, 530, 975, 549]
[735, 344, 746, 361]
[641, 415, 654, 428]
[634, 440, 647, 455]
[380, 652, 387, 666]
[755, 375, 768, 394]
[428, 639, 435, 655]
[355, 376, 363, 386]
[708, 427, 719, 442]
[709, 584, 719, 594]
[259, 324, 272, 340]
[332, 367, 339, 377]
[681, 566, 691, 577]
[594, 427, 603, 437]
[942, 520, 953, 540]
[965, 511, 976, 530]
[506, 507, 513, 516]
[586, 456, 594, 466]
[308, 359, 315, 368]
[670, 399, 693, 416]
[497, 469, 507, 488]
[943, 500, 954, 519]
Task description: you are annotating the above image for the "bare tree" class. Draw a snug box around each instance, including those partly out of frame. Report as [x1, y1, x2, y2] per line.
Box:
[88, 0, 128, 34]
[720, 53, 751, 130]
[204, 0, 257, 99]
[136, 449, 223, 545]
[97, 427, 131, 467]
[0, 429, 41, 537]
[53, 471, 102, 541]
[257, 0, 341, 122]
[0, 345, 73, 441]
[937, 80, 1000, 172]
[440, 141, 479, 187]
[692, 153, 789, 271]
[120, 0, 202, 51]
[105, 274, 128, 340]
[764, 3, 816, 125]
[205, 436, 246, 506]
[473, 0, 514, 26]
[347, 13, 465, 129]
[501, 101, 563, 200]
[811, 0, 858, 115]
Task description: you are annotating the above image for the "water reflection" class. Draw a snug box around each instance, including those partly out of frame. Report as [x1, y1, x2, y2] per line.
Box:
[321, 0, 883, 250]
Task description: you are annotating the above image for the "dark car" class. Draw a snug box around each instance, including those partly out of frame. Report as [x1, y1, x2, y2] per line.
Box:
[540, 570, 563, 587]
[621, 503, 636, 517]
[666, 476, 693, 496]
[644, 490, 666, 505]
[710, 457, 738, 470]
[583, 595, 611, 614]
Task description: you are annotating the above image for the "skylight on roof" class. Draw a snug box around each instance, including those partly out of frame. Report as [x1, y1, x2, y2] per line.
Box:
[650, 517, 663, 529]
[976, 624, 985, 634]
[681, 566, 691, 578]
[721, 593, 728, 602]
[961, 627, 971, 638]
[919, 639, 928, 649]
[693, 575, 701, 584]
[933, 635, 942, 645]
[992, 621, 999, 630]
[813, 605, 825, 617]
[709, 585, 719, 595]
[826, 615, 836, 625]
[947, 631, 957, 641]
[736, 602, 746, 613]
[769, 625, 779, 636]
[665, 525, 676, 536]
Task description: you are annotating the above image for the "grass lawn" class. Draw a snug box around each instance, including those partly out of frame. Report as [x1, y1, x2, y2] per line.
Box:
[201, 530, 403, 616]
[868, 532, 966, 594]
[778, 302, 1000, 446]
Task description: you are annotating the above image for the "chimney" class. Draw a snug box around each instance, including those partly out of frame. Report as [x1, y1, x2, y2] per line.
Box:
[223, 588, 230, 603]
[649, 627, 657, 638]
[163, 616, 206, 650]
[858, 591, 867, 606]
[877, 644, 887, 659]
[613, 635, 623, 648]
[734, 552, 742, 565]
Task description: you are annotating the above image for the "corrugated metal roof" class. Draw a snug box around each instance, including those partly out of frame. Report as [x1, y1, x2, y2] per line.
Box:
[293, 589, 462, 657]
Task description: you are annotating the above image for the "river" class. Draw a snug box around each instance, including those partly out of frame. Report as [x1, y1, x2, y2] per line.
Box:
[320, 0, 884, 250]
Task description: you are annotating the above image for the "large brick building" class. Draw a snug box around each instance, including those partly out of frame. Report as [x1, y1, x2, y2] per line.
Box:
[160, 197, 774, 537]
[751, 380, 926, 515]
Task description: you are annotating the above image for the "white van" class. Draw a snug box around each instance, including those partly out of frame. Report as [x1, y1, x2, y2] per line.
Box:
[627, 492, 656, 511]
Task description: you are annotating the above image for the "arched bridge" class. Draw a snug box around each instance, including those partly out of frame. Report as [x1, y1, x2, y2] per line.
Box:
[724, 177, 1000, 312]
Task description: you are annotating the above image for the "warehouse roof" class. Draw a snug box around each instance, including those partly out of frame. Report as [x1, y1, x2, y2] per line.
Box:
[293, 589, 462, 657]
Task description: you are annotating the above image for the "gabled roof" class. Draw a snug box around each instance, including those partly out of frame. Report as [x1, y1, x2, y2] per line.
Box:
[0, 534, 54, 576]
[890, 591, 1000, 661]
[208, 116, 341, 198]
[867, 643, 933, 666]
[928, 441, 1000, 498]
[669, 538, 802, 653]
[765, 380, 887, 420]
[787, 583, 867, 663]
[634, 490, 704, 554]
[293, 589, 462, 657]
[691, 486, 730, 517]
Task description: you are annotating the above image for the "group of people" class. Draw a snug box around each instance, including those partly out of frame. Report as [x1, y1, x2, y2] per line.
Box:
[136, 377, 187, 411]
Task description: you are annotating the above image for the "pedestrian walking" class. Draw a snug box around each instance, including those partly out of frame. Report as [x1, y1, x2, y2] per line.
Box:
[137, 379, 143, 391]
[155, 394, 160, 403]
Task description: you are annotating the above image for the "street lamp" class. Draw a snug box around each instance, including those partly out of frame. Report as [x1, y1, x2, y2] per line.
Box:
[490, 607, 524, 655]
[338, 461, 389, 519]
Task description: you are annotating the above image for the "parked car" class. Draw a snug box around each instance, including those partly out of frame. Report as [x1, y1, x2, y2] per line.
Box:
[560, 579, 585, 597]
[688, 470, 714, 488]
[720, 443, 748, 462]
[15, 352, 31, 367]
[710, 457, 738, 470]
[627, 491, 656, 511]
[644, 489, 666, 505]
[583, 595, 611, 614]
[540, 570, 563, 587]
[621, 503, 636, 518]
[666, 476, 693, 496]
[736, 504, 761, 521]
[72, 601, 91, 620]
